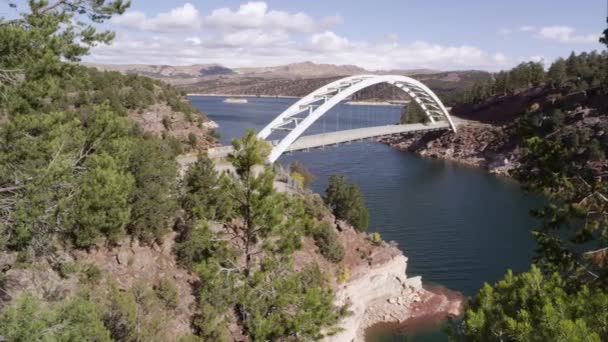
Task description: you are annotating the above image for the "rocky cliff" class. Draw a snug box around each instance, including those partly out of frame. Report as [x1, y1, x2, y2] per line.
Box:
[383, 88, 608, 177]
[129, 102, 219, 152]
[379, 122, 520, 176]
[290, 220, 463, 342]
[328, 253, 462, 342]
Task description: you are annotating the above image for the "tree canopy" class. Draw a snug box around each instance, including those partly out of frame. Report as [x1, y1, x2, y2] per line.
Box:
[324, 174, 369, 231]
[458, 29, 608, 340]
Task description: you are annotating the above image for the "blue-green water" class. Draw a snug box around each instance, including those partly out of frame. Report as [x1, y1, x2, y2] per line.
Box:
[189, 96, 541, 341]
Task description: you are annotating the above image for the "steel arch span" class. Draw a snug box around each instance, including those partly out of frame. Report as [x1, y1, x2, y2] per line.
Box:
[257, 75, 457, 163]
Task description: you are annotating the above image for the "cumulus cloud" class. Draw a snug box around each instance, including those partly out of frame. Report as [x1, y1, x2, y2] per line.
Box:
[111, 3, 201, 32]
[493, 53, 507, 63]
[214, 29, 291, 47]
[98, 2, 516, 70]
[536, 26, 597, 44]
[204, 2, 338, 33]
[309, 31, 350, 51]
[519, 26, 536, 32]
[88, 32, 511, 71]
[501, 25, 596, 44]
[110, 1, 342, 42]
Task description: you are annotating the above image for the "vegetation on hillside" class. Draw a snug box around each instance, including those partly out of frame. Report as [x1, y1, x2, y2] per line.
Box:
[1, 2, 351, 341]
[400, 101, 428, 124]
[455, 29, 608, 341]
[324, 174, 370, 231]
[176, 131, 345, 340]
[461, 266, 608, 341]
[456, 51, 607, 105]
[0, 0, 186, 254]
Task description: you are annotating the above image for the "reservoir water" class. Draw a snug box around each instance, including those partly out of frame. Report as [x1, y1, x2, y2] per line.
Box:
[189, 96, 541, 341]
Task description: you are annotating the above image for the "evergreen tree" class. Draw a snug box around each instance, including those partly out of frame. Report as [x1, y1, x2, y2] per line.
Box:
[401, 101, 428, 124]
[548, 58, 568, 88]
[181, 154, 233, 223]
[0, 295, 112, 342]
[239, 261, 341, 341]
[226, 130, 284, 276]
[462, 266, 608, 342]
[324, 174, 369, 231]
[175, 131, 343, 340]
[71, 152, 134, 247]
[1, 1, 129, 114]
[128, 138, 179, 244]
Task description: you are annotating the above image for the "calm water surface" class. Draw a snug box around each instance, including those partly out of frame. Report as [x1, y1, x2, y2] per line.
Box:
[189, 96, 541, 341]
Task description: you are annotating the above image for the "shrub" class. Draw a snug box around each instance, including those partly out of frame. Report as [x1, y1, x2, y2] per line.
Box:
[188, 132, 198, 149]
[337, 266, 350, 284]
[162, 116, 172, 130]
[313, 222, 345, 263]
[0, 295, 111, 342]
[155, 278, 179, 310]
[369, 232, 382, 245]
[81, 263, 103, 284]
[290, 161, 315, 188]
[165, 136, 184, 155]
[58, 261, 78, 278]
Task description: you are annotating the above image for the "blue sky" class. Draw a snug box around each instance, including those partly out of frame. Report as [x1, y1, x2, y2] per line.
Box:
[3, 0, 607, 70]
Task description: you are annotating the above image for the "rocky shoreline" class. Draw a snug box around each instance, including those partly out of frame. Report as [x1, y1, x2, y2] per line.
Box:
[318, 244, 463, 341]
[378, 122, 520, 177]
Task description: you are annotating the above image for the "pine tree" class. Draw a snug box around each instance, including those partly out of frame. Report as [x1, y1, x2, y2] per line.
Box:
[128, 138, 179, 244]
[226, 129, 284, 276]
[462, 266, 608, 341]
[71, 153, 134, 247]
[324, 174, 369, 231]
[182, 154, 233, 223]
[400, 101, 427, 124]
[548, 58, 568, 88]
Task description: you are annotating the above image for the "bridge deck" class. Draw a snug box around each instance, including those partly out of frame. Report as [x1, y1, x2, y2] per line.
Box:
[287, 122, 449, 151]
[205, 122, 450, 160]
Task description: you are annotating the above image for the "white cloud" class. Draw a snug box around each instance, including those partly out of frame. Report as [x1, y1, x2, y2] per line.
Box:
[204, 2, 336, 33]
[536, 25, 597, 43]
[88, 32, 511, 71]
[519, 26, 536, 32]
[493, 53, 507, 63]
[185, 37, 202, 45]
[111, 3, 201, 32]
[97, 2, 516, 71]
[215, 29, 291, 47]
[309, 31, 350, 51]
[528, 55, 545, 63]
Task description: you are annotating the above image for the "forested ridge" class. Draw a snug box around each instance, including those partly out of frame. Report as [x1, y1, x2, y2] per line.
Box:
[450, 30, 608, 341]
[0, 2, 376, 341]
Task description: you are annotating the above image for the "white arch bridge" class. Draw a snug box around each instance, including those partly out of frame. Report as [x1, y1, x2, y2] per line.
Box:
[208, 75, 458, 163]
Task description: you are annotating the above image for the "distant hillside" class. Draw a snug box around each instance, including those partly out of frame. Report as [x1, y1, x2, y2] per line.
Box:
[84, 63, 235, 80]
[233, 61, 369, 78]
[86, 61, 438, 80]
[180, 70, 491, 105]
[87, 61, 490, 105]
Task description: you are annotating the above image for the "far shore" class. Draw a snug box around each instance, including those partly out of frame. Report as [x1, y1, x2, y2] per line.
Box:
[345, 100, 408, 106]
[187, 93, 300, 99]
[188, 94, 412, 107]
